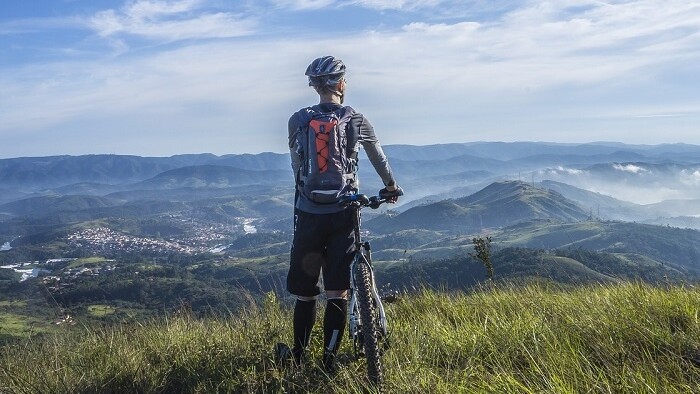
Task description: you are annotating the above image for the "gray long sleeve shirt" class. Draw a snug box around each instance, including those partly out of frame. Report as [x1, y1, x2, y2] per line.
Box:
[288, 102, 396, 214]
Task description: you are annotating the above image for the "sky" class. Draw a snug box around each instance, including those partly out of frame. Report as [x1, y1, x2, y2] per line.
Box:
[0, 0, 699, 158]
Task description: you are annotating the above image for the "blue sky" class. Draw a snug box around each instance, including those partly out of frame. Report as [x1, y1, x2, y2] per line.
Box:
[1, 0, 698, 158]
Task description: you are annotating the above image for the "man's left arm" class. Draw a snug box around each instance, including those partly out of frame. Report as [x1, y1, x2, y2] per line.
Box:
[288, 115, 302, 178]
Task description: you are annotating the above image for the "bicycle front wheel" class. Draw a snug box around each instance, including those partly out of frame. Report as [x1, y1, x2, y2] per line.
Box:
[354, 255, 383, 387]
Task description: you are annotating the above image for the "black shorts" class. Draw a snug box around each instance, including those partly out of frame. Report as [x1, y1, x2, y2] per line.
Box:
[287, 209, 355, 297]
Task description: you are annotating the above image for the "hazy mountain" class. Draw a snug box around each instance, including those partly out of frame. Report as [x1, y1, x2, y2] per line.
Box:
[641, 199, 700, 218]
[465, 142, 639, 161]
[642, 216, 700, 229]
[383, 143, 488, 161]
[49, 182, 125, 196]
[0, 195, 123, 217]
[536, 161, 700, 205]
[388, 154, 513, 177]
[539, 179, 700, 226]
[509, 151, 650, 169]
[368, 180, 589, 233]
[0, 188, 33, 205]
[132, 165, 288, 190]
[382, 141, 649, 162]
[3, 141, 700, 226]
[642, 143, 700, 157]
[0, 155, 199, 189]
[212, 152, 289, 171]
[539, 180, 641, 220]
[0, 153, 284, 191]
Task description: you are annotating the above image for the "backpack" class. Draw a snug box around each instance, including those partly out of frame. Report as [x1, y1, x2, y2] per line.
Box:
[295, 106, 358, 204]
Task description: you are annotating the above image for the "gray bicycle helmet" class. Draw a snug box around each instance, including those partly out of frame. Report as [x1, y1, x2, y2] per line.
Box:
[305, 55, 346, 87]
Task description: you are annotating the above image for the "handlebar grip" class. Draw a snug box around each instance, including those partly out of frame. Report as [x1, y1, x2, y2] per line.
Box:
[338, 194, 384, 208]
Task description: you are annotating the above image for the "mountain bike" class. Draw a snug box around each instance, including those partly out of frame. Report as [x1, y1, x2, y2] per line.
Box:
[339, 193, 390, 388]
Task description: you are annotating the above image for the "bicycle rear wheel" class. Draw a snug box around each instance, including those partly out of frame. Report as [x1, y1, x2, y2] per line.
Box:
[354, 255, 383, 388]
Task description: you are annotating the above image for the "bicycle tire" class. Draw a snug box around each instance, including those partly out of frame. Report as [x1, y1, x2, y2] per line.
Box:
[354, 255, 383, 387]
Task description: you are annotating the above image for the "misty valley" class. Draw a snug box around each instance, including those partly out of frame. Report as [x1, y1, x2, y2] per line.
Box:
[3, 141, 700, 343]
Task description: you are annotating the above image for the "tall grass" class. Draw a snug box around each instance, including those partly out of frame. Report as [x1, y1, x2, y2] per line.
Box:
[2, 283, 700, 393]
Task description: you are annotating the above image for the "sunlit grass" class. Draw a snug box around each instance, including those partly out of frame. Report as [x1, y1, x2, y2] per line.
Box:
[87, 305, 117, 317]
[0, 300, 27, 307]
[0, 312, 52, 339]
[2, 283, 700, 393]
[68, 256, 114, 269]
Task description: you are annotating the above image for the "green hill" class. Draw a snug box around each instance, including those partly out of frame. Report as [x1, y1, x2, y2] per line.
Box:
[497, 220, 700, 273]
[369, 180, 589, 233]
[2, 283, 700, 393]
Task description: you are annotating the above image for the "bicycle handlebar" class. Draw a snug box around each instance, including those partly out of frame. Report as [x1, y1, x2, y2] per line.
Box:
[338, 194, 388, 209]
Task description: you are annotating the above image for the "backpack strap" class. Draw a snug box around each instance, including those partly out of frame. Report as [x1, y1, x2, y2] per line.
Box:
[341, 106, 358, 161]
[294, 107, 316, 187]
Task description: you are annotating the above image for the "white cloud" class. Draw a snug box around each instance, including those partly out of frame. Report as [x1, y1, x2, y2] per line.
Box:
[89, 0, 257, 41]
[124, 0, 203, 19]
[1, 0, 699, 157]
[680, 169, 700, 187]
[612, 164, 648, 174]
[271, 0, 337, 10]
[348, 0, 516, 13]
[0, 38, 317, 156]
[272, 0, 451, 11]
[546, 167, 585, 175]
[351, 0, 443, 10]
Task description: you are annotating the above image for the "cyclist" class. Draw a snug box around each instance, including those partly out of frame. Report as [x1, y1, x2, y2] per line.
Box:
[278, 55, 403, 373]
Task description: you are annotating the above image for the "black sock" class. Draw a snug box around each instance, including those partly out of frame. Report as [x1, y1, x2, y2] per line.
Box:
[292, 298, 317, 361]
[323, 297, 348, 358]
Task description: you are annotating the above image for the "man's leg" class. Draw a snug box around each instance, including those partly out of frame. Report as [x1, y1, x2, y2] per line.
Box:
[323, 290, 348, 372]
[321, 209, 355, 372]
[292, 295, 317, 364]
[286, 210, 325, 364]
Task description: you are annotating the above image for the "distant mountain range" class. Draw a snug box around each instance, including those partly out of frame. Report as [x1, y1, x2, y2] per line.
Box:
[0, 153, 290, 191]
[4, 142, 700, 290]
[2, 140, 700, 237]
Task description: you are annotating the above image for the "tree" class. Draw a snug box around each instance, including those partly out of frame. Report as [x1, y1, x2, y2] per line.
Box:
[471, 236, 494, 280]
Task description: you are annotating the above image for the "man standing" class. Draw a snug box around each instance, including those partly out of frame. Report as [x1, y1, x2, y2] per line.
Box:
[278, 55, 403, 372]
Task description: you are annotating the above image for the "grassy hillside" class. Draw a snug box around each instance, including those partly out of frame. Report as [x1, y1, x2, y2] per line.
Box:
[2, 283, 700, 393]
[498, 220, 700, 273]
